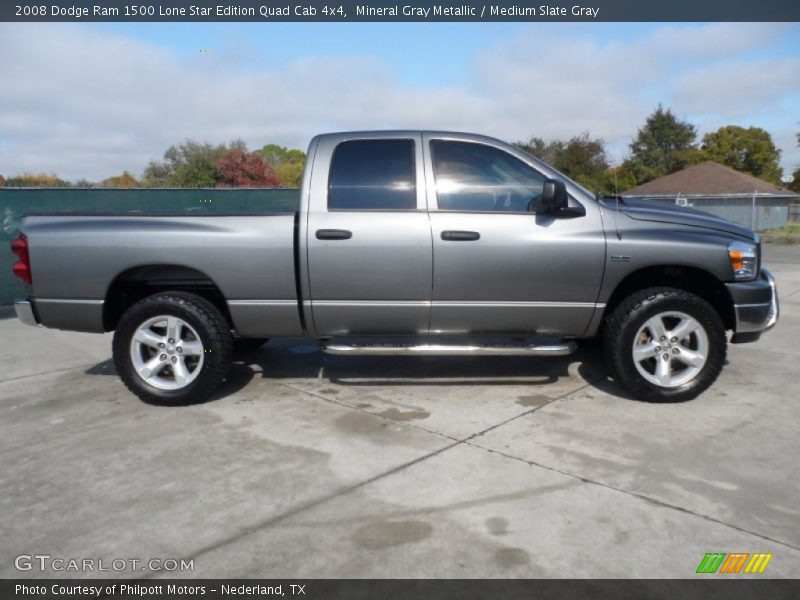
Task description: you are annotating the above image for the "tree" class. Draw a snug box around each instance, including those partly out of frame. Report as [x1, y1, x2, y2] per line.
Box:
[789, 131, 800, 193]
[101, 171, 139, 188]
[516, 137, 558, 166]
[216, 150, 280, 187]
[275, 161, 304, 188]
[0, 174, 5, 186]
[142, 139, 247, 187]
[624, 105, 702, 184]
[516, 132, 614, 193]
[701, 125, 783, 184]
[259, 144, 306, 187]
[3, 173, 71, 187]
[605, 164, 638, 195]
[791, 170, 800, 193]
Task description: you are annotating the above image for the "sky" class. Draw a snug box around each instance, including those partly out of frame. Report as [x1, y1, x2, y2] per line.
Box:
[0, 21, 798, 182]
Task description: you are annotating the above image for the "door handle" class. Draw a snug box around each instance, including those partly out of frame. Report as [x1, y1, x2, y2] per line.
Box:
[441, 230, 480, 241]
[316, 229, 352, 240]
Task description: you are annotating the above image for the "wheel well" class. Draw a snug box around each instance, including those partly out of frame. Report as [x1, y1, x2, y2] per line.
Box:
[103, 265, 233, 331]
[603, 265, 735, 331]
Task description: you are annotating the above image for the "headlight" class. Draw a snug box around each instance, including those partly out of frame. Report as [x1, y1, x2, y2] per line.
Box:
[728, 241, 758, 280]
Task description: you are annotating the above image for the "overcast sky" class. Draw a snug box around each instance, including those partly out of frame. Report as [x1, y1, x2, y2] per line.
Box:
[0, 22, 798, 182]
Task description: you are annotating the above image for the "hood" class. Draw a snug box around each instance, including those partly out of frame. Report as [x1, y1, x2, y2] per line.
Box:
[606, 197, 756, 241]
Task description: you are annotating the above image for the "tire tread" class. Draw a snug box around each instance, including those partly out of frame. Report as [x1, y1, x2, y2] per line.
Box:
[603, 286, 726, 402]
[112, 291, 232, 405]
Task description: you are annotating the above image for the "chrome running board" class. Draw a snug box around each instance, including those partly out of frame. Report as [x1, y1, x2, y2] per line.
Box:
[321, 341, 577, 357]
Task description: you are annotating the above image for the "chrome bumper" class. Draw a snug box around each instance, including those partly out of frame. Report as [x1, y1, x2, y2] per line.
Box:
[14, 299, 39, 327]
[730, 269, 778, 343]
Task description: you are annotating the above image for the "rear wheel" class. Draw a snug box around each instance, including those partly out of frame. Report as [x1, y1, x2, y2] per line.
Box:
[112, 292, 233, 405]
[604, 287, 726, 402]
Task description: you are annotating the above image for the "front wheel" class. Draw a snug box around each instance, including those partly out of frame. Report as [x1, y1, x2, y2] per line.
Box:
[604, 287, 726, 402]
[112, 292, 233, 405]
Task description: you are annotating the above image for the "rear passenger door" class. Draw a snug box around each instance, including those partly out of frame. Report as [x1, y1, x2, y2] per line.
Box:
[306, 134, 433, 336]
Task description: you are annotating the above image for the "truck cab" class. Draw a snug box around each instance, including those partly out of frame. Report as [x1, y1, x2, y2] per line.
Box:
[301, 131, 605, 338]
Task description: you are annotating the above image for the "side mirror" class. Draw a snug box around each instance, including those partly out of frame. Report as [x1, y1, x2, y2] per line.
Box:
[540, 179, 568, 212]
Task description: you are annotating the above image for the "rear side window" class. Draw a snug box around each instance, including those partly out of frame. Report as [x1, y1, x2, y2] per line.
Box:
[328, 139, 416, 210]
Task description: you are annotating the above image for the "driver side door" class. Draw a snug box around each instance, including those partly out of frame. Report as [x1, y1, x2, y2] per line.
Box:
[424, 136, 606, 336]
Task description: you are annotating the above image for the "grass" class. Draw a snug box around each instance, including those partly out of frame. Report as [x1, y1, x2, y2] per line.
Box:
[759, 223, 800, 245]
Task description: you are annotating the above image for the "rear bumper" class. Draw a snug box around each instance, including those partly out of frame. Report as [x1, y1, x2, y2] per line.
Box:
[14, 298, 39, 327]
[727, 268, 779, 343]
[14, 297, 104, 332]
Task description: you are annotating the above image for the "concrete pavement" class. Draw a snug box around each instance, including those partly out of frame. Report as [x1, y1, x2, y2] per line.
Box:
[1, 244, 799, 579]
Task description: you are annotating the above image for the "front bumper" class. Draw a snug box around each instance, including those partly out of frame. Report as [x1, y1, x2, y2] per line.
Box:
[727, 268, 779, 343]
[14, 298, 39, 327]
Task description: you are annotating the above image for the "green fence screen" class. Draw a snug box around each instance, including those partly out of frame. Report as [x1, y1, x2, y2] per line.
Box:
[1, 188, 300, 305]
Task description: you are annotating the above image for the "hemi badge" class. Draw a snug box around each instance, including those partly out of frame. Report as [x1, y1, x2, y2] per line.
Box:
[610, 255, 631, 262]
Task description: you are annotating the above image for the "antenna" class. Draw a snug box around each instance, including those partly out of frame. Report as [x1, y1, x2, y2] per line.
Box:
[615, 179, 622, 239]
[607, 106, 623, 240]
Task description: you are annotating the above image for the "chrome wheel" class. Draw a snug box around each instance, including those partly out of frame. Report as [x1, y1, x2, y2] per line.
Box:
[632, 311, 708, 388]
[130, 315, 204, 390]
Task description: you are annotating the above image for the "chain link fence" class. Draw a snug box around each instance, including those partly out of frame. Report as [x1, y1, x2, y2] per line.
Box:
[681, 195, 799, 231]
[626, 194, 800, 231]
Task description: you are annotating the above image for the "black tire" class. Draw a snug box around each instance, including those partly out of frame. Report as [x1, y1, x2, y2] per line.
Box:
[112, 292, 233, 405]
[233, 338, 269, 353]
[603, 287, 726, 402]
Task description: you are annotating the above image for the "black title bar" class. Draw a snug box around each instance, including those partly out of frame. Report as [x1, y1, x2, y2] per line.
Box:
[3, 0, 800, 22]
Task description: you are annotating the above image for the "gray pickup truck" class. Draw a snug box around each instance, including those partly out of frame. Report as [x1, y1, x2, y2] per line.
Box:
[11, 131, 778, 404]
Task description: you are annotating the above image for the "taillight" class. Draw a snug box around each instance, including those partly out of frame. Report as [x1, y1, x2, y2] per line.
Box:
[11, 234, 32, 285]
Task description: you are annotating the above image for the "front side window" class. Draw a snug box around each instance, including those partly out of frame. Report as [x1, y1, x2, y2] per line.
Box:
[328, 139, 416, 210]
[431, 140, 546, 212]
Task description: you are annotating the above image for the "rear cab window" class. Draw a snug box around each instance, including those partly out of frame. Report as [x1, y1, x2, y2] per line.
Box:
[328, 139, 416, 210]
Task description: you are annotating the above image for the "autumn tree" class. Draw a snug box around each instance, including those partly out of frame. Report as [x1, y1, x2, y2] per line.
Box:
[101, 171, 139, 188]
[0, 174, 5, 186]
[700, 125, 783, 184]
[3, 173, 71, 187]
[259, 144, 306, 187]
[275, 162, 304, 188]
[624, 105, 702, 184]
[142, 139, 247, 187]
[216, 150, 280, 187]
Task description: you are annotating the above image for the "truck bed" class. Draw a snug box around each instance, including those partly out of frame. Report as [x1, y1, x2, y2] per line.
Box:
[21, 213, 304, 336]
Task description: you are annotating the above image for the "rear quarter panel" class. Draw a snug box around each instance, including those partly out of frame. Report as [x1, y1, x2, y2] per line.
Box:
[22, 214, 302, 335]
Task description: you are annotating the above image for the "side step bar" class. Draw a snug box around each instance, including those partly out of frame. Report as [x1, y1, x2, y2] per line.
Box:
[321, 341, 577, 357]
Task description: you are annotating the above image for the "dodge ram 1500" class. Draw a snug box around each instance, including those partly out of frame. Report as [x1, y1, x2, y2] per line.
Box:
[11, 131, 779, 403]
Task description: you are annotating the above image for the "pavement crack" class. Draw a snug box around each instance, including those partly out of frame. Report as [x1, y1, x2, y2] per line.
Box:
[462, 380, 595, 443]
[0, 363, 95, 384]
[781, 287, 800, 300]
[136, 378, 597, 578]
[141, 437, 462, 579]
[464, 440, 800, 552]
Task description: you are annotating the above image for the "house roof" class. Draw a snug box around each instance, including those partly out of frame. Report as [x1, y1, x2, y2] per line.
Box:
[623, 161, 794, 197]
